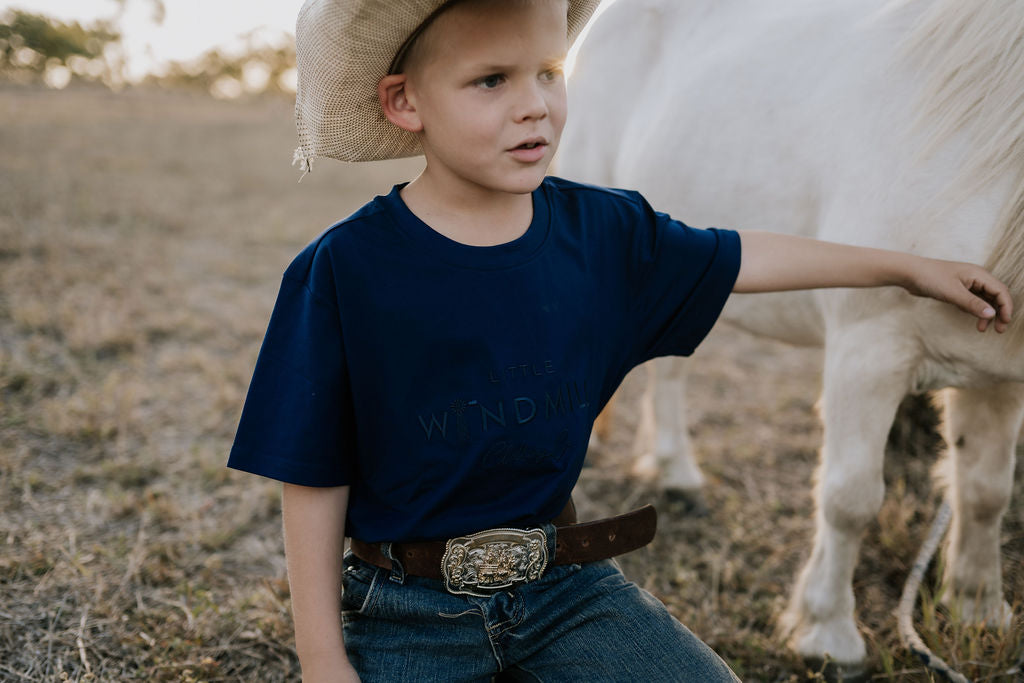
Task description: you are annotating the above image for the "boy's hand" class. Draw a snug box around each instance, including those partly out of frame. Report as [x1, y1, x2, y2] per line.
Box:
[901, 257, 1013, 333]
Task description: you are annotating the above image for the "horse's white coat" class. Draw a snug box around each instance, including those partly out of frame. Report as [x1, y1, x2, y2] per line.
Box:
[560, 0, 1024, 664]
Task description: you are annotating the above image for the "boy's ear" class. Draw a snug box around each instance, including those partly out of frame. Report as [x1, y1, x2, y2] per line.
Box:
[378, 74, 423, 133]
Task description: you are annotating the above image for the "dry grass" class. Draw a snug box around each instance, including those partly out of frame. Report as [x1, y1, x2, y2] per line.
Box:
[0, 84, 1021, 681]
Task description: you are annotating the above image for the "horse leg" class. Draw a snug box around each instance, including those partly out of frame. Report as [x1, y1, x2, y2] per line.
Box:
[940, 382, 1024, 626]
[781, 332, 911, 665]
[631, 356, 707, 510]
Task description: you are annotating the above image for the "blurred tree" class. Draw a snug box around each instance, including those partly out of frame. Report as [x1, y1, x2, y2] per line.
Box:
[147, 35, 297, 100]
[0, 10, 121, 87]
[0, 1, 159, 88]
[0, 4, 295, 98]
[0, 10, 119, 71]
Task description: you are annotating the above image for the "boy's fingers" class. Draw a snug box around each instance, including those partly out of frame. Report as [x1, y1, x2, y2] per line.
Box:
[960, 287, 995, 319]
[977, 279, 1012, 319]
[972, 299, 996, 329]
[992, 286, 1013, 323]
[964, 271, 1013, 331]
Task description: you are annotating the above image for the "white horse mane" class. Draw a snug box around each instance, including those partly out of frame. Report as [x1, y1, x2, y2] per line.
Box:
[895, 0, 1024, 337]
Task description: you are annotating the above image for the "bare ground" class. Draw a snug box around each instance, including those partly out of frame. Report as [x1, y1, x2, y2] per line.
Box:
[0, 85, 1021, 682]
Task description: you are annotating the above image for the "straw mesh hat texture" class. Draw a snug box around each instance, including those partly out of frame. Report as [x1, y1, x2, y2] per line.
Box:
[293, 0, 602, 168]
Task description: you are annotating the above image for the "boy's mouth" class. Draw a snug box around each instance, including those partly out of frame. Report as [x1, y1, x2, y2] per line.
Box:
[508, 137, 549, 163]
[510, 137, 548, 151]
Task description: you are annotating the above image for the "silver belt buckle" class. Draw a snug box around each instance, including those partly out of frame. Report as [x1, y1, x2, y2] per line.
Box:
[441, 527, 549, 597]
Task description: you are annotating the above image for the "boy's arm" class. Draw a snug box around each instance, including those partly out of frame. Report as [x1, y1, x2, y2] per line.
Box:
[733, 231, 1013, 332]
[282, 483, 360, 682]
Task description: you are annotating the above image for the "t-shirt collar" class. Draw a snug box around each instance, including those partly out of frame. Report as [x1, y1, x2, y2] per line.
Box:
[380, 180, 552, 270]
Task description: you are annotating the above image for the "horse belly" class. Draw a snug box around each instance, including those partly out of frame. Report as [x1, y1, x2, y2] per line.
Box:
[722, 292, 824, 346]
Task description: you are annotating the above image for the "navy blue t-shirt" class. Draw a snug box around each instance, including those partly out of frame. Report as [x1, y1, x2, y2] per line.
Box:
[228, 177, 740, 542]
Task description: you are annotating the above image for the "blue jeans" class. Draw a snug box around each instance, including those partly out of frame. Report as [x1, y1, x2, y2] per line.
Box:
[342, 524, 739, 682]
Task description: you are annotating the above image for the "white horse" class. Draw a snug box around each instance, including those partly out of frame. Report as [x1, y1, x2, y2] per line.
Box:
[560, 0, 1024, 667]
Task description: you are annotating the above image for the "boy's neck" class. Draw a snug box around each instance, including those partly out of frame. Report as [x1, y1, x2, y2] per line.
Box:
[399, 171, 536, 247]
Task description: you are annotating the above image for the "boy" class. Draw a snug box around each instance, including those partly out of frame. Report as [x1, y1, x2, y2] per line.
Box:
[228, 0, 1013, 680]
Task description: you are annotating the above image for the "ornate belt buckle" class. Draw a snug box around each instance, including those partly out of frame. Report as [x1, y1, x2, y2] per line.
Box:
[441, 527, 549, 597]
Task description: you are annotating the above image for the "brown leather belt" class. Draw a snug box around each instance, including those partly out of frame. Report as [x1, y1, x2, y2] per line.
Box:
[349, 504, 657, 582]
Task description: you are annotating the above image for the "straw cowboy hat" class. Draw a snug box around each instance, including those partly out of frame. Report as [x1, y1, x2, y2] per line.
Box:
[293, 0, 602, 169]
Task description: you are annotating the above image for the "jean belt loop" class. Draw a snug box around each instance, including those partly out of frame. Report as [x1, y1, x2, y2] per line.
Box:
[541, 522, 559, 564]
[380, 542, 406, 584]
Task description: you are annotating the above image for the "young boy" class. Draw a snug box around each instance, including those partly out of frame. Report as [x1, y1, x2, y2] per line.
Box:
[227, 0, 1013, 680]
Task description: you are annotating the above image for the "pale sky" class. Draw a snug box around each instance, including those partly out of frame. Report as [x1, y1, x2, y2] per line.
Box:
[3, 0, 614, 82]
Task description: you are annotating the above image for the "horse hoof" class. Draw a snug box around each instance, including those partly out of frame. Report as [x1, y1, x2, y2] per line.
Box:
[663, 487, 710, 516]
[804, 657, 870, 683]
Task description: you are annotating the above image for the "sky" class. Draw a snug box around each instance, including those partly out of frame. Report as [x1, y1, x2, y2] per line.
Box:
[3, 0, 614, 82]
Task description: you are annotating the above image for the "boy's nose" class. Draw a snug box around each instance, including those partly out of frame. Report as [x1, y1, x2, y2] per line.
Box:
[513, 82, 549, 122]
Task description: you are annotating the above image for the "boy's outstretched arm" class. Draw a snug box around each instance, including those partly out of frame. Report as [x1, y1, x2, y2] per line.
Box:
[734, 231, 1014, 333]
[282, 483, 361, 682]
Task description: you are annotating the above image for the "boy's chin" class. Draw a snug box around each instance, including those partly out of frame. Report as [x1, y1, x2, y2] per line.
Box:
[504, 179, 546, 195]
[500, 168, 551, 194]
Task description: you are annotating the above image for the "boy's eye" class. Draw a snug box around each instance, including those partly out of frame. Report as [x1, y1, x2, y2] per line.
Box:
[476, 74, 505, 89]
[541, 68, 563, 82]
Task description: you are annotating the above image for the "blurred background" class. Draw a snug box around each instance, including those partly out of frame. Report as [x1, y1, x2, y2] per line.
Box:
[0, 0, 299, 96]
[0, 1, 1020, 681]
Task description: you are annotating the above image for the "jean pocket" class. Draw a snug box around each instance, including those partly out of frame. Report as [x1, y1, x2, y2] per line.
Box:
[341, 552, 385, 617]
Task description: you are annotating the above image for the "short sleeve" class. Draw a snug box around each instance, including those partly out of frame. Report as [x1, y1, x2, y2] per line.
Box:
[227, 269, 355, 487]
[626, 195, 741, 365]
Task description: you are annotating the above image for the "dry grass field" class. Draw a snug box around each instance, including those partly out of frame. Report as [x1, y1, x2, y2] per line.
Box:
[0, 84, 1021, 682]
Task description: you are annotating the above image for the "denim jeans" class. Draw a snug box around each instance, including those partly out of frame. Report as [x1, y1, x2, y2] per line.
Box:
[342, 524, 740, 682]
